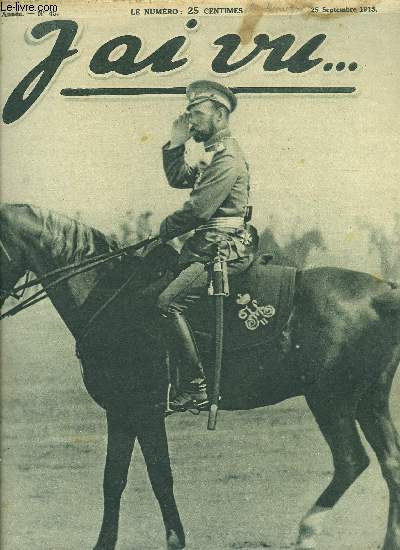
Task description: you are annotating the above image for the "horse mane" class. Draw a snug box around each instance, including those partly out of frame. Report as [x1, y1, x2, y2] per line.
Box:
[18, 204, 117, 263]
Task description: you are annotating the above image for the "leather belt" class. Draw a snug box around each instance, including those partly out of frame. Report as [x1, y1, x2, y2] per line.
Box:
[195, 217, 245, 232]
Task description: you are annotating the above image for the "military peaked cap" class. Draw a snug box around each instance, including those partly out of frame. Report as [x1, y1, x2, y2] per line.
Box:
[186, 80, 237, 113]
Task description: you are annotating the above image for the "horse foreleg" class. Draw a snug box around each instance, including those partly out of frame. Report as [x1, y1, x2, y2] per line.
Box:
[357, 362, 400, 550]
[296, 396, 370, 549]
[93, 410, 136, 550]
[137, 412, 186, 550]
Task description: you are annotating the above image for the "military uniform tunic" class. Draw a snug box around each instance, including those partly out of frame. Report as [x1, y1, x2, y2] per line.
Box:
[159, 128, 255, 267]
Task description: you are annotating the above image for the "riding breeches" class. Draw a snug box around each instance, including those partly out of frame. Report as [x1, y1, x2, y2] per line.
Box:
[157, 255, 254, 315]
[157, 262, 207, 315]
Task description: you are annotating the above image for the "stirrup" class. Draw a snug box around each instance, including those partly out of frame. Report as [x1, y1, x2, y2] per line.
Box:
[167, 389, 209, 413]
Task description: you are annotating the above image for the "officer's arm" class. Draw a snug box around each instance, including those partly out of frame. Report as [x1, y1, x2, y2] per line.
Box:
[159, 151, 237, 241]
[162, 143, 197, 189]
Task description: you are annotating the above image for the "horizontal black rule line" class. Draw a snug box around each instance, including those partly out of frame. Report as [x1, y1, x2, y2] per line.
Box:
[234, 86, 356, 94]
[60, 86, 356, 96]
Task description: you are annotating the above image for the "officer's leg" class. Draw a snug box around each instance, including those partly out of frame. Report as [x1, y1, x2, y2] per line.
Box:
[157, 262, 209, 410]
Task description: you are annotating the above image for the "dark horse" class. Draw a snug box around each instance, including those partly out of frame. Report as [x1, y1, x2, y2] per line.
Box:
[1, 203, 400, 550]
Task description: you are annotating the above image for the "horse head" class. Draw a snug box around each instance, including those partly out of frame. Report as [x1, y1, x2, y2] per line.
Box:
[0, 203, 116, 326]
[303, 228, 327, 251]
[0, 205, 31, 307]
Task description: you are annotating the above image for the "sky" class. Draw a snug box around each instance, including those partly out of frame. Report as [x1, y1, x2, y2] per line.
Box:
[1, 5, 399, 273]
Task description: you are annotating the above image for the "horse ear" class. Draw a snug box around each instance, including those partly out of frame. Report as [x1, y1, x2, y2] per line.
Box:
[248, 224, 260, 251]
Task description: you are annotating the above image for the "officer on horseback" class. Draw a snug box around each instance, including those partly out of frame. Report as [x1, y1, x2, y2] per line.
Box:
[158, 80, 257, 411]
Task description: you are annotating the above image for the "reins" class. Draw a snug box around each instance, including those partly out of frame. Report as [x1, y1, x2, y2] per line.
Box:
[76, 263, 145, 349]
[0, 235, 159, 321]
[1, 272, 30, 301]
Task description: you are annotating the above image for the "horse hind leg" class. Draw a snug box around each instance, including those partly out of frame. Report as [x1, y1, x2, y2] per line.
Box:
[357, 356, 400, 550]
[296, 395, 370, 549]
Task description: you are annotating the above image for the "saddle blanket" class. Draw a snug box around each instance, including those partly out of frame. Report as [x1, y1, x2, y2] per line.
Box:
[78, 247, 296, 354]
[190, 261, 297, 352]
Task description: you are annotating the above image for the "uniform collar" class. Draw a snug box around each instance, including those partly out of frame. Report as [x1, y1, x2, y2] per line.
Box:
[204, 128, 231, 151]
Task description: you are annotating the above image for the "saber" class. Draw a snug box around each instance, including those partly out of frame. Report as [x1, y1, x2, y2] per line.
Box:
[207, 255, 228, 431]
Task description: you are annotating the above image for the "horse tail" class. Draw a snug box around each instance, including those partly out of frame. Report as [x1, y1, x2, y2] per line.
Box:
[372, 281, 400, 315]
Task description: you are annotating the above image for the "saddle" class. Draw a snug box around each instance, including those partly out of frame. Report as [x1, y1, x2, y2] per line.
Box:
[188, 256, 297, 353]
[78, 245, 296, 355]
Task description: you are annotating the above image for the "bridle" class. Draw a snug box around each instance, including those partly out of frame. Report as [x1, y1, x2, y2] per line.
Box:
[0, 238, 29, 300]
[0, 238, 12, 262]
[0, 234, 160, 321]
[0, 273, 30, 300]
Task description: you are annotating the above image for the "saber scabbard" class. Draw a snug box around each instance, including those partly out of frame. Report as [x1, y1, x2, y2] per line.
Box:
[207, 254, 229, 431]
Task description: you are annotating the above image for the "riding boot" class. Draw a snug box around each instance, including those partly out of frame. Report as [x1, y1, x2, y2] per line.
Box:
[162, 310, 208, 410]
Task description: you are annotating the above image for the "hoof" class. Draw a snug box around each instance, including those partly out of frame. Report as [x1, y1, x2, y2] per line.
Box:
[166, 529, 185, 549]
[296, 527, 318, 549]
[296, 536, 317, 549]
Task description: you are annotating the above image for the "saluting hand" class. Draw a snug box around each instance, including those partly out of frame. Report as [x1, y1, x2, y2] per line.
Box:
[169, 113, 192, 149]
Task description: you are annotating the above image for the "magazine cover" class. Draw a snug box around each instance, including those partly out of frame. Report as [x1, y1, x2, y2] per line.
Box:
[1, 1, 399, 549]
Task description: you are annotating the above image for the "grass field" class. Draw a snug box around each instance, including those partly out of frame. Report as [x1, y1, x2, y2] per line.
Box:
[1, 302, 399, 549]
